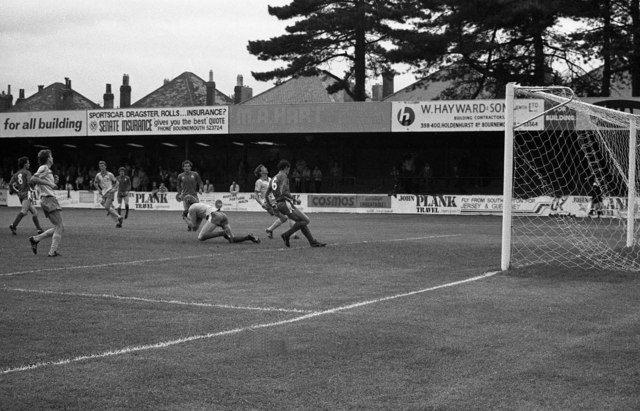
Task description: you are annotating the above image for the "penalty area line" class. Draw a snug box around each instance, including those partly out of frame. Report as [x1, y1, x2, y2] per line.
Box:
[0, 287, 315, 314]
[0, 270, 499, 375]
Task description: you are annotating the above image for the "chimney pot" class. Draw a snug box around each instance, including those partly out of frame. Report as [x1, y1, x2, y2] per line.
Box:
[237, 75, 243, 86]
[209, 70, 214, 82]
[120, 74, 132, 108]
[19, 89, 25, 98]
[382, 72, 394, 98]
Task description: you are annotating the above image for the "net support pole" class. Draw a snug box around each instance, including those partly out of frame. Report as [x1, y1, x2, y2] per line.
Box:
[501, 83, 516, 270]
[627, 119, 637, 247]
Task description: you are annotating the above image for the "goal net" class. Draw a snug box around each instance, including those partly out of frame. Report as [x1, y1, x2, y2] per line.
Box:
[502, 83, 640, 271]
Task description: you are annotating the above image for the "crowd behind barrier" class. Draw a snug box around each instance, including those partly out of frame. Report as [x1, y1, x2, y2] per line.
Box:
[0, 150, 501, 196]
[0, 188, 622, 219]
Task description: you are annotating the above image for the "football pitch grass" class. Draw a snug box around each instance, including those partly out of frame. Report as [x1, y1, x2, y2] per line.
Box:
[1, 208, 639, 409]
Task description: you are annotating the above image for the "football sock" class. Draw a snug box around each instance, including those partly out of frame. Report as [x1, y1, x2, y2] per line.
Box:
[32, 216, 43, 231]
[300, 225, 314, 243]
[284, 221, 306, 237]
[35, 228, 55, 242]
[50, 231, 62, 254]
[268, 219, 284, 232]
[12, 213, 25, 228]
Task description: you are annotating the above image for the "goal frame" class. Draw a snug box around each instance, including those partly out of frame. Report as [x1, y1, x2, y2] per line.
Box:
[501, 82, 638, 271]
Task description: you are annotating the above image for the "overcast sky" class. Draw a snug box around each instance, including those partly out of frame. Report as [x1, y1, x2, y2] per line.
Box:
[1, 0, 416, 106]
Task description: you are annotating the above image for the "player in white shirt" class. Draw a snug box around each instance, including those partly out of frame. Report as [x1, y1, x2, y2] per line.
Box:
[253, 164, 296, 239]
[28, 149, 64, 257]
[186, 197, 260, 244]
[93, 161, 124, 228]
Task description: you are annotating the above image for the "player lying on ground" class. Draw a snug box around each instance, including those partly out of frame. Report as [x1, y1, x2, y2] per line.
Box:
[186, 197, 260, 244]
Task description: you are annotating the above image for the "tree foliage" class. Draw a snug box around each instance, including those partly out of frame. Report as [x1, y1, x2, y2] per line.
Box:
[247, 0, 416, 101]
[250, 0, 640, 98]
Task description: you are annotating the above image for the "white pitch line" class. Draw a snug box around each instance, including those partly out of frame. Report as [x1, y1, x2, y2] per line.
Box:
[0, 270, 499, 375]
[0, 234, 460, 277]
[1, 287, 316, 314]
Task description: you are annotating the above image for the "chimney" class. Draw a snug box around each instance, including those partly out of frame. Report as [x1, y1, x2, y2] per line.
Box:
[0, 85, 13, 111]
[206, 70, 216, 106]
[234, 74, 253, 104]
[120, 74, 131, 108]
[164, 78, 170, 85]
[38, 85, 44, 92]
[371, 84, 383, 101]
[382, 72, 394, 98]
[103, 83, 114, 109]
[15, 88, 26, 106]
[62, 77, 73, 109]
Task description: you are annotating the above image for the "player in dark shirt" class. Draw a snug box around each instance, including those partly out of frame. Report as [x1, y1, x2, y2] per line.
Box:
[176, 160, 203, 231]
[116, 167, 132, 219]
[265, 159, 326, 248]
[8, 156, 44, 235]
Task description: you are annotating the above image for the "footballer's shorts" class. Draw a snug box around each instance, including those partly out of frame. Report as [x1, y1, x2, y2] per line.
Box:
[117, 191, 129, 202]
[40, 195, 62, 218]
[275, 201, 294, 217]
[207, 212, 228, 227]
[101, 192, 115, 206]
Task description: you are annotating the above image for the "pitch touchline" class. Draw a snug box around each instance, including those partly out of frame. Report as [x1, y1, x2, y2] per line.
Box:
[1, 287, 315, 314]
[0, 270, 499, 375]
[0, 234, 459, 277]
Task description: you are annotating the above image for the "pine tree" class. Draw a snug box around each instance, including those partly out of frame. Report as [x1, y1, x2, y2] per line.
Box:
[247, 0, 416, 101]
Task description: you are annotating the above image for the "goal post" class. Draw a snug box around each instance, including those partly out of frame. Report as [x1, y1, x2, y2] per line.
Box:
[502, 83, 640, 271]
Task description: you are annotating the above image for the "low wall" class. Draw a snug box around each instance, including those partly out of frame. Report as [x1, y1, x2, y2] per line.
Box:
[1, 190, 625, 218]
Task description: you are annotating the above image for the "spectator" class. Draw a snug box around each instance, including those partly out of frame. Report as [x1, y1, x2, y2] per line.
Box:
[138, 168, 149, 191]
[158, 182, 168, 193]
[302, 165, 311, 193]
[169, 171, 178, 192]
[150, 181, 159, 202]
[292, 167, 302, 192]
[420, 161, 433, 193]
[204, 179, 215, 193]
[229, 181, 239, 196]
[75, 172, 85, 191]
[312, 165, 323, 193]
[329, 161, 342, 192]
[399, 154, 416, 194]
[132, 170, 141, 191]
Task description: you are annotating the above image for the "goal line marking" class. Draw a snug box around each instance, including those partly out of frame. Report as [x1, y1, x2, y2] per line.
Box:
[0, 234, 460, 277]
[0, 287, 316, 314]
[0, 270, 498, 375]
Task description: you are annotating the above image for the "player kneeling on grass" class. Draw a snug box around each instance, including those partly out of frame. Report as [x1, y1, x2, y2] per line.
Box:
[186, 197, 260, 244]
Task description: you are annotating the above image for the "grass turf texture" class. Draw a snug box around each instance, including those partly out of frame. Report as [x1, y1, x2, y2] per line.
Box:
[0, 208, 638, 409]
